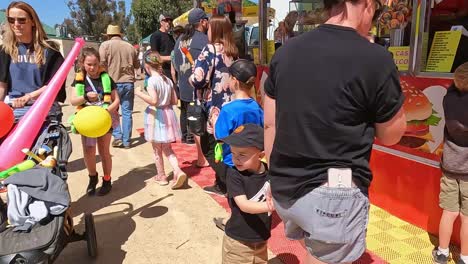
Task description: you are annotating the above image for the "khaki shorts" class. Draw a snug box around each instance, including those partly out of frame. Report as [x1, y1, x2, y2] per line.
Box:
[222, 235, 267, 264]
[439, 174, 468, 216]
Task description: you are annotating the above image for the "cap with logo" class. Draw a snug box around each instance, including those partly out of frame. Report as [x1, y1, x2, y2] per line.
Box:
[221, 124, 264, 150]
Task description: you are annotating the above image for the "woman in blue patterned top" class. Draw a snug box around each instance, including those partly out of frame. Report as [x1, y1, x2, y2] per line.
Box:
[190, 15, 239, 196]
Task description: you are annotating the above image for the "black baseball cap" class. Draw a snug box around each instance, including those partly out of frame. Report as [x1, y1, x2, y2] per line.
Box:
[221, 124, 264, 150]
[188, 8, 208, 25]
[228, 59, 257, 84]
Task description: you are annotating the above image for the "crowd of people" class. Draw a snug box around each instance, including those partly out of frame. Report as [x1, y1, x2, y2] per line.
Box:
[1, 1, 468, 264]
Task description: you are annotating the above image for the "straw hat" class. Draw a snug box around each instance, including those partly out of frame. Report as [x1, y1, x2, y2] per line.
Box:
[104, 25, 123, 36]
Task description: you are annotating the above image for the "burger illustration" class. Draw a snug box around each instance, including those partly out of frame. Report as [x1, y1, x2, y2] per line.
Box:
[398, 81, 442, 152]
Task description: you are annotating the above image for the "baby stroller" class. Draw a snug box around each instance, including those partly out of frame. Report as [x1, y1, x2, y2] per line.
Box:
[0, 112, 97, 264]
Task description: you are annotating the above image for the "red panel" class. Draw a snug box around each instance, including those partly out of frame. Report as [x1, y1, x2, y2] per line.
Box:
[370, 149, 461, 244]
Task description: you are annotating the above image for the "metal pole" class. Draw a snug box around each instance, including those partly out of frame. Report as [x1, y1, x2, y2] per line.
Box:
[258, 0, 268, 65]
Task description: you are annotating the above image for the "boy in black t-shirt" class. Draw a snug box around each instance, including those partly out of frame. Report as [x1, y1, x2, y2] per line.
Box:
[220, 124, 272, 264]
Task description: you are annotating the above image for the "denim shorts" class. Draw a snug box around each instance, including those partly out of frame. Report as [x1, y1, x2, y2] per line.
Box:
[274, 186, 369, 264]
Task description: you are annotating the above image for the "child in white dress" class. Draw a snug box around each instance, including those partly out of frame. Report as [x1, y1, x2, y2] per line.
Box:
[135, 52, 187, 189]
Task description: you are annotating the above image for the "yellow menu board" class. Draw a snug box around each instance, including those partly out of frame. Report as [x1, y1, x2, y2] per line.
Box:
[388, 46, 410, 71]
[425, 31, 462, 72]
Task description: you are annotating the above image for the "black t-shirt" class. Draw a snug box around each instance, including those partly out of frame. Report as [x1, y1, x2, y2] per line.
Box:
[150, 30, 175, 78]
[225, 166, 271, 242]
[265, 24, 404, 203]
[0, 45, 66, 102]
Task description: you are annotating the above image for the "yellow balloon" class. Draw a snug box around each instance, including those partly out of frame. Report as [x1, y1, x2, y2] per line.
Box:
[73, 106, 112, 138]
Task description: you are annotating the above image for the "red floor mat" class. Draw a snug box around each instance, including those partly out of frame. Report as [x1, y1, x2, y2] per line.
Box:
[172, 142, 387, 264]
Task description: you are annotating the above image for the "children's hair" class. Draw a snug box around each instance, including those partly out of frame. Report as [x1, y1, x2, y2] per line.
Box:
[238, 77, 256, 91]
[145, 51, 169, 83]
[78, 46, 100, 73]
[454, 62, 468, 92]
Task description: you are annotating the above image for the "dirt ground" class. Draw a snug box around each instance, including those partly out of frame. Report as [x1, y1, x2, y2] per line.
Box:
[48, 74, 283, 264]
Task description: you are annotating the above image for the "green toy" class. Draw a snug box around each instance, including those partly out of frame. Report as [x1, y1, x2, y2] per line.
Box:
[215, 143, 223, 163]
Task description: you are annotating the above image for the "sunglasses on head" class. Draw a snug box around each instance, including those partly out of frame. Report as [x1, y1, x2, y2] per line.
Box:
[7, 16, 28, 24]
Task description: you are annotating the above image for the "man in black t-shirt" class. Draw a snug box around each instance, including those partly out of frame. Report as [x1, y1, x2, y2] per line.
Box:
[150, 14, 175, 78]
[264, 0, 407, 263]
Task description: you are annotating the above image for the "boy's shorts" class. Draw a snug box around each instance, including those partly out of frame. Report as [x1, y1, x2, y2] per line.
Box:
[439, 173, 468, 216]
[274, 185, 369, 264]
[222, 235, 267, 264]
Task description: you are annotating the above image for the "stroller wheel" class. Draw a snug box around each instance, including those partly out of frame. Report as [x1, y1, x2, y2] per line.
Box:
[84, 213, 98, 258]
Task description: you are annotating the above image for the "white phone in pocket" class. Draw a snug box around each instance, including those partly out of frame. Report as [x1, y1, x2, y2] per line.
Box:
[327, 168, 352, 188]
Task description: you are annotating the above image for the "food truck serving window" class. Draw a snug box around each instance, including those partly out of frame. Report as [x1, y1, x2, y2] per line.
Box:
[413, 0, 468, 76]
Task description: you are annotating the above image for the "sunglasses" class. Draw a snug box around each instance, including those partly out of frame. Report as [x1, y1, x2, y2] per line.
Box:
[7, 16, 29, 24]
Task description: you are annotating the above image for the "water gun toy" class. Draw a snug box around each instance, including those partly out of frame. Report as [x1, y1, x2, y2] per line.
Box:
[0, 160, 36, 180]
[215, 143, 223, 163]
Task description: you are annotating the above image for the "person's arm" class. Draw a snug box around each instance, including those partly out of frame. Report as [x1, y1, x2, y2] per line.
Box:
[372, 68, 406, 146]
[264, 95, 276, 166]
[171, 60, 177, 85]
[133, 49, 140, 69]
[234, 195, 271, 214]
[190, 45, 214, 89]
[135, 83, 158, 106]
[170, 82, 178, 105]
[0, 49, 9, 101]
[375, 107, 406, 145]
[107, 89, 120, 113]
[70, 83, 87, 106]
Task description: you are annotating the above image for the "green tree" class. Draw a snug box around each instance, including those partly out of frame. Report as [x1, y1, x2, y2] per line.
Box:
[63, 0, 130, 41]
[131, 0, 193, 42]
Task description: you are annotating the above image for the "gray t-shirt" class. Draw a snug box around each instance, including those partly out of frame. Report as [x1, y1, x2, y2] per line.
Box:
[174, 30, 208, 102]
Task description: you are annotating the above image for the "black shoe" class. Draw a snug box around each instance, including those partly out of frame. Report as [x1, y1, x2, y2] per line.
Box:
[112, 139, 122, 148]
[98, 179, 112, 196]
[87, 175, 98, 196]
[433, 249, 449, 264]
[203, 185, 226, 197]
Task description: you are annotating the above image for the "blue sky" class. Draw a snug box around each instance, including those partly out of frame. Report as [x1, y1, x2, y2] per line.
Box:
[1, 0, 132, 27]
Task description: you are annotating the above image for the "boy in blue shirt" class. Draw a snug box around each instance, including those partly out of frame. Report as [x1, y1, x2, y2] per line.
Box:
[214, 59, 264, 168]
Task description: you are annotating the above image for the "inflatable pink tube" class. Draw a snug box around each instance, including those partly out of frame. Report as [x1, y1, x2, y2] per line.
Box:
[0, 38, 85, 170]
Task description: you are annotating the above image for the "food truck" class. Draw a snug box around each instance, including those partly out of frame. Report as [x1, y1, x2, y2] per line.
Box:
[254, 0, 467, 244]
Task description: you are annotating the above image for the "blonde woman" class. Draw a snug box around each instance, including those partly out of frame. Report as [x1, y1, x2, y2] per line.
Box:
[0, 1, 66, 121]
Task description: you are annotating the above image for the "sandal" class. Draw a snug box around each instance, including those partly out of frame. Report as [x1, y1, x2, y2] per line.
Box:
[213, 217, 226, 231]
[171, 172, 187, 189]
[153, 176, 169, 186]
